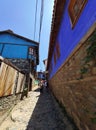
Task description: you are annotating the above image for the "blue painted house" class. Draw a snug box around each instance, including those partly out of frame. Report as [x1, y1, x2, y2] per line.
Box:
[37, 71, 45, 80]
[47, 0, 96, 129]
[0, 29, 39, 91]
[0, 30, 39, 65]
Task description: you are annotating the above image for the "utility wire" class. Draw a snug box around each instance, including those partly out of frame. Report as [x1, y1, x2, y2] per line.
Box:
[38, 0, 44, 43]
[38, 0, 44, 71]
[40, 61, 43, 71]
[34, 0, 38, 40]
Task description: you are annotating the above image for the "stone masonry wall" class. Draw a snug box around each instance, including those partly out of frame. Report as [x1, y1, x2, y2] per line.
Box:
[8, 59, 30, 74]
[8, 59, 36, 91]
[49, 32, 96, 130]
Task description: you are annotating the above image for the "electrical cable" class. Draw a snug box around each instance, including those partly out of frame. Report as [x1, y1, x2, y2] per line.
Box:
[38, 0, 44, 43]
[38, 0, 44, 71]
[34, 0, 38, 40]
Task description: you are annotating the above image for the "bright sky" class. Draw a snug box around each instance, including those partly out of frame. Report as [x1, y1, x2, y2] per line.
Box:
[0, 0, 54, 71]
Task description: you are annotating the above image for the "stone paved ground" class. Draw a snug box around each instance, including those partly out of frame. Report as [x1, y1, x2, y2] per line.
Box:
[0, 86, 77, 130]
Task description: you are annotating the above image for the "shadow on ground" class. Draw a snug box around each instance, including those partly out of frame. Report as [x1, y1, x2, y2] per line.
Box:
[26, 87, 78, 130]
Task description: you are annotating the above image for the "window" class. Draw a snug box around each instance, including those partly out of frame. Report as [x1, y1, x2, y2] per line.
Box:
[28, 47, 36, 56]
[68, 0, 88, 29]
[54, 52, 57, 65]
[56, 42, 60, 58]
[49, 63, 53, 74]
[29, 47, 34, 55]
[53, 42, 61, 65]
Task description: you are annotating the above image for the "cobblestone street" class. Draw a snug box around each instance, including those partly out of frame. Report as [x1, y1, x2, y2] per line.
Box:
[0, 86, 77, 130]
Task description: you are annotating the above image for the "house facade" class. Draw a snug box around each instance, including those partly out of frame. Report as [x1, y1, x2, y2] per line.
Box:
[37, 71, 46, 80]
[47, 0, 96, 130]
[0, 30, 39, 91]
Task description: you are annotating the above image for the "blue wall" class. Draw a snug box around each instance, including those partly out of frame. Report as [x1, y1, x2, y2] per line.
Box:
[0, 33, 38, 59]
[49, 0, 96, 78]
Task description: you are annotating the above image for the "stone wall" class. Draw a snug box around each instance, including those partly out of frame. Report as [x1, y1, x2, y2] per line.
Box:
[9, 59, 38, 90]
[8, 59, 30, 74]
[8, 58, 36, 78]
[49, 31, 96, 130]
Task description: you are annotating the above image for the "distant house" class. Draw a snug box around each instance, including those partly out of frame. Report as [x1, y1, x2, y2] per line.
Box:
[47, 0, 96, 130]
[0, 29, 39, 91]
[37, 71, 45, 80]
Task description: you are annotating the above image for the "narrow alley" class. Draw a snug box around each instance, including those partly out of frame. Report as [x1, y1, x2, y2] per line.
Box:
[0, 86, 77, 130]
[0, 1, 96, 130]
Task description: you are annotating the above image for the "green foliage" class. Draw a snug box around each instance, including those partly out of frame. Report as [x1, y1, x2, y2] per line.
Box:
[94, 112, 96, 115]
[80, 67, 88, 74]
[88, 31, 96, 42]
[80, 33, 96, 75]
[91, 117, 96, 124]
[86, 41, 96, 64]
[84, 108, 90, 113]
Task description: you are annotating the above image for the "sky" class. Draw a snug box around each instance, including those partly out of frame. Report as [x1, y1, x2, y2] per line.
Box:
[0, 0, 54, 71]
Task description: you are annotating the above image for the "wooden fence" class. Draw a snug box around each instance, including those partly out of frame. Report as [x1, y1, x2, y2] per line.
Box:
[0, 57, 26, 97]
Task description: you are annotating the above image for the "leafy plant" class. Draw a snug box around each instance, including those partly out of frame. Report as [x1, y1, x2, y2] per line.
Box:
[80, 67, 88, 74]
[91, 117, 96, 124]
[94, 112, 96, 115]
[84, 108, 90, 113]
[80, 32, 96, 75]
[86, 41, 96, 65]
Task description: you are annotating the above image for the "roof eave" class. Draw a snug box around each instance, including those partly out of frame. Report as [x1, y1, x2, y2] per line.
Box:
[47, 0, 66, 70]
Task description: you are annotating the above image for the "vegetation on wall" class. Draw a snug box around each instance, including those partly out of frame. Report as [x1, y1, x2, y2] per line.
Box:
[80, 31, 96, 75]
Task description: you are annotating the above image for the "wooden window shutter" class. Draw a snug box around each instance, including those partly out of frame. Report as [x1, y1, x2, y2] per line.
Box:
[68, 0, 88, 29]
[54, 52, 57, 64]
[56, 42, 60, 58]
